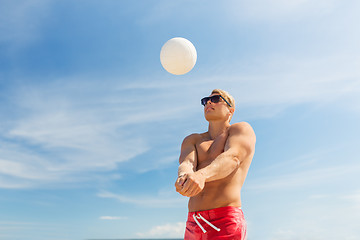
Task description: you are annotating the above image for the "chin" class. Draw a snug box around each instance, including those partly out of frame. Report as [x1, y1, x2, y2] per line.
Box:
[205, 115, 221, 122]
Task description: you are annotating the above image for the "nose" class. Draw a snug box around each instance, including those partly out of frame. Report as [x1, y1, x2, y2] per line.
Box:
[206, 99, 212, 105]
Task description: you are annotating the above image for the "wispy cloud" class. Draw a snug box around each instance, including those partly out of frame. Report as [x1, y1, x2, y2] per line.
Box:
[0, 221, 65, 240]
[246, 147, 360, 192]
[121, 53, 360, 119]
[231, 0, 337, 22]
[136, 222, 185, 238]
[1, 78, 185, 188]
[247, 164, 358, 192]
[99, 216, 127, 220]
[230, 54, 360, 105]
[139, 0, 338, 26]
[97, 190, 186, 208]
[266, 191, 360, 240]
[341, 190, 360, 209]
[2, 50, 359, 189]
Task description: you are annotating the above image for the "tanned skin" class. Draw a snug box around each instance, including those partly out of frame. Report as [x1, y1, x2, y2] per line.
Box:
[175, 93, 256, 212]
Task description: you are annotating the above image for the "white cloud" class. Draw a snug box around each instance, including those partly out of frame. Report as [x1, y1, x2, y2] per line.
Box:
[1, 49, 359, 190]
[230, 0, 337, 22]
[269, 229, 298, 240]
[0, 130, 148, 189]
[0, 157, 47, 180]
[119, 53, 360, 119]
[233, 54, 360, 104]
[97, 190, 187, 208]
[0, 221, 73, 240]
[341, 191, 360, 209]
[249, 163, 360, 191]
[136, 222, 185, 238]
[266, 194, 360, 240]
[135, 155, 179, 173]
[216, 54, 360, 120]
[308, 194, 329, 199]
[0, 72, 199, 189]
[139, 0, 339, 26]
[246, 148, 360, 192]
[0, 140, 65, 188]
[0, 79, 178, 188]
[99, 216, 127, 220]
[1, 48, 359, 189]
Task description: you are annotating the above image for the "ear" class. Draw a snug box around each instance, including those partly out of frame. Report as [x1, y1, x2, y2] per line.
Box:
[227, 107, 235, 122]
[229, 107, 235, 115]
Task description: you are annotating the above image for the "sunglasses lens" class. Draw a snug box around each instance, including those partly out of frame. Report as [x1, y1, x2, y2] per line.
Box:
[201, 97, 209, 106]
[201, 95, 222, 106]
[211, 95, 220, 103]
[201, 95, 231, 107]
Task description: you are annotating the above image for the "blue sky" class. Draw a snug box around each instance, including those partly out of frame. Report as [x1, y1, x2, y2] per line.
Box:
[1, 0, 360, 239]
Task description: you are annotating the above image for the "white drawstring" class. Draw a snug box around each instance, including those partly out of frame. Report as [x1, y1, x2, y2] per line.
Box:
[192, 213, 221, 233]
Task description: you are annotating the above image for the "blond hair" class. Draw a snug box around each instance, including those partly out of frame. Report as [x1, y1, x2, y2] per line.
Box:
[211, 89, 235, 109]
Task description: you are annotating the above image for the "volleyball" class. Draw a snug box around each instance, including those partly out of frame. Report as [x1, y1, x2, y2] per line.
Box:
[160, 37, 197, 75]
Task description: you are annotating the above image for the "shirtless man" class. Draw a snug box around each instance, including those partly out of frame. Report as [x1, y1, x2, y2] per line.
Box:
[175, 89, 256, 240]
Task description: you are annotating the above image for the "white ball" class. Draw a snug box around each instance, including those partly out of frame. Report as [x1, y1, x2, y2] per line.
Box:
[160, 37, 197, 75]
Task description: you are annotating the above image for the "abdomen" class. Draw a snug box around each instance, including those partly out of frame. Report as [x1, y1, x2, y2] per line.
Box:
[188, 178, 242, 212]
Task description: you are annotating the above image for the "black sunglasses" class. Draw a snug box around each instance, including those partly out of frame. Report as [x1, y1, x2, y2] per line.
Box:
[201, 95, 232, 107]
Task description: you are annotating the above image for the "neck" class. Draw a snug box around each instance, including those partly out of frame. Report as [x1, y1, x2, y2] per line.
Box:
[207, 120, 231, 139]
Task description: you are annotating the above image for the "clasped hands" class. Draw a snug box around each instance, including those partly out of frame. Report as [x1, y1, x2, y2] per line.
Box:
[175, 172, 206, 197]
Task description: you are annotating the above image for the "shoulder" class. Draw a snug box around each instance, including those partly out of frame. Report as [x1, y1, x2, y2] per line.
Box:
[229, 122, 256, 143]
[182, 133, 202, 145]
[230, 122, 255, 134]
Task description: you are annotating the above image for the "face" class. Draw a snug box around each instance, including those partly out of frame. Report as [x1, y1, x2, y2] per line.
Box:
[202, 93, 233, 122]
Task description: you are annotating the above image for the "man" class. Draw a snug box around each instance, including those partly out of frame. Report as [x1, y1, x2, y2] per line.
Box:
[175, 89, 256, 240]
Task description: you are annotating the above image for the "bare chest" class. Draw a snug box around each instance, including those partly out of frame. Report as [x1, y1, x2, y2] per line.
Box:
[195, 137, 226, 167]
[196, 140, 213, 163]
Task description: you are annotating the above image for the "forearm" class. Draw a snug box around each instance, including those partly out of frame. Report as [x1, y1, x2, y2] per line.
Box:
[176, 160, 199, 197]
[196, 152, 240, 182]
[178, 161, 196, 177]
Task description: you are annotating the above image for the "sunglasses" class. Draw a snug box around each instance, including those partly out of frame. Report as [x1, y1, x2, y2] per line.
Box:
[201, 95, 232, 107]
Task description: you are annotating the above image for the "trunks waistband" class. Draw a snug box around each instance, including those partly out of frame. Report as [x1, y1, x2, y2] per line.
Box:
[189, 206, 242, 215]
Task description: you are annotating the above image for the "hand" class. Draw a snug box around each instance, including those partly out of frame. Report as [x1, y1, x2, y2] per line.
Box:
[175, 172, 206, 197]
[175, 174, 187, 193]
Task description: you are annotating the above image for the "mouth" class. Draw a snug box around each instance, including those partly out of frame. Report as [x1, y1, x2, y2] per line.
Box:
[205, 107, 215, 112]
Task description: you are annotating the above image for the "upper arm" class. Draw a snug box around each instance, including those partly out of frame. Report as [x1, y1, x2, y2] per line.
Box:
[224, 122, 256, 164]
[179, 134, 198, 168]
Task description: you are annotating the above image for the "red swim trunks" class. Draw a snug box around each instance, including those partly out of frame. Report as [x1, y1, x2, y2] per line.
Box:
[184, 206, 247, 240]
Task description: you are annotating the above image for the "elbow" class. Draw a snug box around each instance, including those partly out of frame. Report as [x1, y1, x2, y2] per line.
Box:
[227, 151, 241, 167]
[231, 148, 251, 167]
[232, 156, 241, 167]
